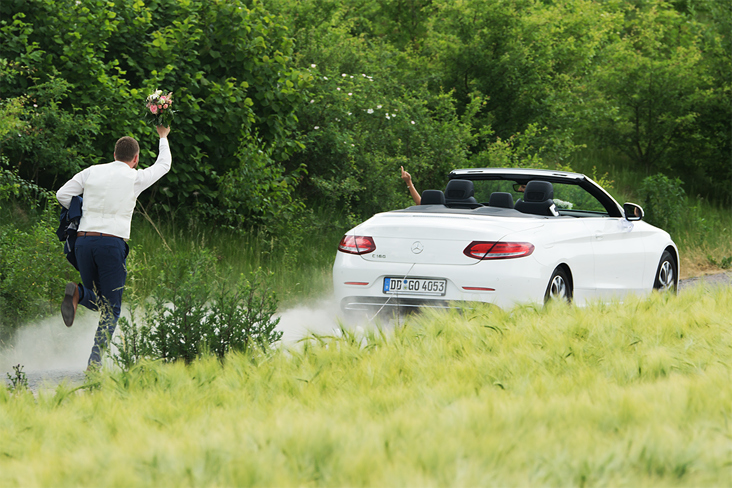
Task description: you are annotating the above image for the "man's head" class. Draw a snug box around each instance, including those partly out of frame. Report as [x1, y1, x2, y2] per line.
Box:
[114, 136, 140, 167]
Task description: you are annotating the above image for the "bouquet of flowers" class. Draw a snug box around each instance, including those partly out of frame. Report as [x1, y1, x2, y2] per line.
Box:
[144, 90, 175, 127]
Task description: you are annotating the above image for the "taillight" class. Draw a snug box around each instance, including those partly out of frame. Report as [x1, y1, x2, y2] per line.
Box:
[338, 235, 376, 255]
[463, 241, 535, 260]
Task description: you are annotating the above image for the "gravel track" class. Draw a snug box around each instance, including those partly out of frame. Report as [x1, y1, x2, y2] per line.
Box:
[5, 271, 732, 394]
[678, 270, 732, 291]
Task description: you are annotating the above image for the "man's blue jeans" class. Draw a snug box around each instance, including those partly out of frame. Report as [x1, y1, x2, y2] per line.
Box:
[74, 235, 129, 366]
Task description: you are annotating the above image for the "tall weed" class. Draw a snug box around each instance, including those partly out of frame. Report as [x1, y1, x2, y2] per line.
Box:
[127, 208, 345, 305]
[114, 249, 281, 367]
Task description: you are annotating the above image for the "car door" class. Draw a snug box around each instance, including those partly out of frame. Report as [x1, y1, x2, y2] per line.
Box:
[537, 219, 597, 303]
[551, 181, 647, 300]
[582, 217, 647, 299]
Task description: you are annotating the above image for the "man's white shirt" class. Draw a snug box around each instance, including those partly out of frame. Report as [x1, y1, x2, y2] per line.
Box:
[56, 138, 171, 239]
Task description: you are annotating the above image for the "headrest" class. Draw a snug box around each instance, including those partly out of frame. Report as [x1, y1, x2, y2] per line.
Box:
[488, 192, 514, 209]
[444, 179, 475, 200]
[420, 190, 446, 205]
[523, 180, 554, 202]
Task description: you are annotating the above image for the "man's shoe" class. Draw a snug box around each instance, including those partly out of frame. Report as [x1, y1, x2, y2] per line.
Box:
[61, 282, 79, 327]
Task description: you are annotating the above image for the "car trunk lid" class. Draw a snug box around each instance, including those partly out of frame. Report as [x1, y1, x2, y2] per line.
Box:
[348, 212, 544, 266]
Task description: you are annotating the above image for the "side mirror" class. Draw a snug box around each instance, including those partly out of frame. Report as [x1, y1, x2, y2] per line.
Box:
[623, 202, 644, 221]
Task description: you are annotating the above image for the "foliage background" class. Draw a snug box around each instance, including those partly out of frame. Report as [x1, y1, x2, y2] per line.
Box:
[2, 4, 732, 483]
[1, 0, 731, 330]
[2, 0, 730, 218]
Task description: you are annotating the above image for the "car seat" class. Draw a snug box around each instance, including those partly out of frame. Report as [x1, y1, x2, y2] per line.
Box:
[444, 179, 480, 208]
[420, 189, 446, 205]
[488, 192, 514, 209]
[514, 180, 558, 216]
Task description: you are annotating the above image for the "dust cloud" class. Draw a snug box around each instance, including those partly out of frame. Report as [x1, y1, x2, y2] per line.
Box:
[1, 296, 373, 379]
[0, 312, 97, 373]
[274, 297, 351, 343]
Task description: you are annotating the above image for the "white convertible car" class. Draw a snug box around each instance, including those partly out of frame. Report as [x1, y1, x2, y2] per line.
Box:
[333, 168, 678, 315]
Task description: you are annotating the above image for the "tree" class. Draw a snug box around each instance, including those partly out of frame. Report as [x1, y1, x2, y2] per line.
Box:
[580, 1, 715, 176]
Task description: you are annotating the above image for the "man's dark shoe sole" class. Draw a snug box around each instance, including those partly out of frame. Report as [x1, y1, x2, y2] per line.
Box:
[61, 282, 77, 327]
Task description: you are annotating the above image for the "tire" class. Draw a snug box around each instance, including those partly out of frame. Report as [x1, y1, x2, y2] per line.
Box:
[545, 266, 572, 303]
[653, 250, 677, 294]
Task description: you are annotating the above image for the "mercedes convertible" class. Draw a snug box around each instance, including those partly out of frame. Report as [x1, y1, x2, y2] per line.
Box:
[333, 168, 678, 315]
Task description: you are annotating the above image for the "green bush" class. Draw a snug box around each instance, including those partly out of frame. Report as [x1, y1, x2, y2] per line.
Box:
[292, 63, 481, 217]
[0, 77, 102, 189]
[1, 0, 311, 217]
[114, 249, 281, 368]
[638, 173, 686, 234]
[0, 209, 76, 341]
[0, 147, 74, 341]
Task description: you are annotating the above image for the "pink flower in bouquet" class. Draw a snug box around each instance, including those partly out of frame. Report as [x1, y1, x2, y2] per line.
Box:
[150, 105, 158, 114]
[163, 104, 168, 109]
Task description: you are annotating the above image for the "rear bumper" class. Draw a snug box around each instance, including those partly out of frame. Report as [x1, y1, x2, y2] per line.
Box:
[333, 253, 550, 313]
[340, 296, 477, 315]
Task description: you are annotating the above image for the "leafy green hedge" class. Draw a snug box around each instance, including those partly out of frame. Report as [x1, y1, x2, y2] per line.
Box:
[1, 0, 310, 224]
[0, 207, 76, 341]
[639, 173, 686, 234]
[2, 0, 731, 223]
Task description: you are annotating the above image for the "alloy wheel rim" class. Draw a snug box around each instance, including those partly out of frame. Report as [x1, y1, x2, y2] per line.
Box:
[657, 261, 675, 291]
[549, 275, 567, 300]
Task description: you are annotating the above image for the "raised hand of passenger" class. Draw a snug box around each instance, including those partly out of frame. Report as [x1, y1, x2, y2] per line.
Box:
[401, 166, 413, 185]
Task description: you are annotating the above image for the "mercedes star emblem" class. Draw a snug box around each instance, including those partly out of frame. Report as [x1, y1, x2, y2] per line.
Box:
[411, 241, 424, 254]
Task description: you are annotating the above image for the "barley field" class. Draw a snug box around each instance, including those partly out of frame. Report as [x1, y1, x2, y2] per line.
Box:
[2, 285, 732, 487]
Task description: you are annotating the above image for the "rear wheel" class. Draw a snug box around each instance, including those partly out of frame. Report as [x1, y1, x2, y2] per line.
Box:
[545, 266, 572, 303]
[654, 251, 677, 293]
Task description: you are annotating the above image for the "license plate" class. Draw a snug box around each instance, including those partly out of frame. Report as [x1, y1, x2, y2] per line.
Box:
[383, 277, 447, 296]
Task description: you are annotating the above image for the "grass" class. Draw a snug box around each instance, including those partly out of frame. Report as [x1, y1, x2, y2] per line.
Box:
[125, 208, 346, 307]
[3, 285, 732, 486]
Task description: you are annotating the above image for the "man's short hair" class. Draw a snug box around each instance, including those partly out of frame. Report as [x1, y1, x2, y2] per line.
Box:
[114, 136, 140, 163]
